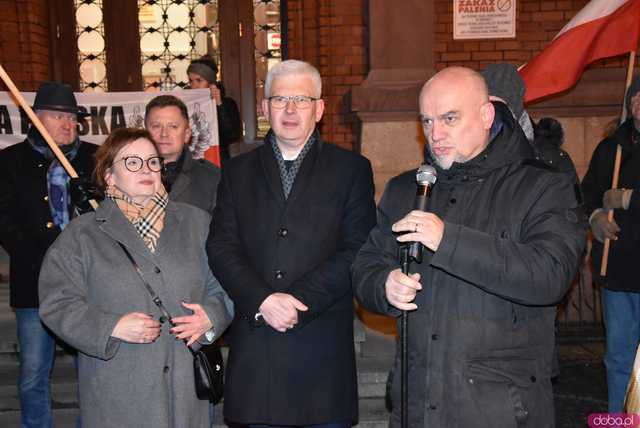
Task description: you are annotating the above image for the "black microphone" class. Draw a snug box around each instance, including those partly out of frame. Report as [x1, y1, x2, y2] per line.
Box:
[408, 164, 437, 262]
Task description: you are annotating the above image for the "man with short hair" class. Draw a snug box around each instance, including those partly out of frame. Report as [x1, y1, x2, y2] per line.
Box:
[353, 67, 586, 427]
[207, 59, 376, 427]
[0, 82, 98, 427]
[145, 94, 220, 215]
[582, 76, 640, 412]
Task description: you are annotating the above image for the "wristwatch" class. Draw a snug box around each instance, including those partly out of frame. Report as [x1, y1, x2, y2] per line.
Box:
[204, 328, 215, 342]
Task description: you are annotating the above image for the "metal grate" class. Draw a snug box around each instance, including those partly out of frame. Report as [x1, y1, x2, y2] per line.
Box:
[138, 0, 220, 92]
[254, 0, 282, 137]
[75, 0, 108, 92]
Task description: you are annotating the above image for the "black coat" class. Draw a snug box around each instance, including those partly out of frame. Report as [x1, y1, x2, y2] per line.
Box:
[206, 137, 376, 425]
[353, 111, 586, 427]
[582, 119, 640, 291]
[0, 140, 98, 308]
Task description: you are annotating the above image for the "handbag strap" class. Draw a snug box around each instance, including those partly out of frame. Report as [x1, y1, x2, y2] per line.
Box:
[116, 242, 196, 355]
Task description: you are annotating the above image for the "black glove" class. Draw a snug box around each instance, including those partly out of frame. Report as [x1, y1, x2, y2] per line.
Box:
[69, 176, 99, 214]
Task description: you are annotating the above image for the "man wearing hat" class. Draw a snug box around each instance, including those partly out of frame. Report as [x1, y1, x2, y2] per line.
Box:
[582, 76, 640, 412]
[0, 82, 97, 427]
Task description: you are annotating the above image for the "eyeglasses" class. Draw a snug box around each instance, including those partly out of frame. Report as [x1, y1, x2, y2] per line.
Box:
[113, 156, 164, 172]
[268, 95, 318, 110]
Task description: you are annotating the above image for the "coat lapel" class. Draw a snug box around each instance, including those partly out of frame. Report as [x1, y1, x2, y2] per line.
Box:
[95, 199, 156, 264]
[285, 138, 322, 207]
[258, 144, 286, 206]
[169, 152, 193, 201]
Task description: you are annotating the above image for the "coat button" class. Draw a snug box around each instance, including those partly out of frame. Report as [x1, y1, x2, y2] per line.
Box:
[154, 267, 161, 274]
[449, 198, 456, 204]
[163, 365, 170, 373]
[428, 404, 437, 410]
[43, 195, 49, 202]
[277, 228, 288, 238]
[431, 334, 438, 340]
[38, 163, 44, 168]
[45, 221, 54, 229]
[274, 270, 284, 280]
[530, 375, 536, 383]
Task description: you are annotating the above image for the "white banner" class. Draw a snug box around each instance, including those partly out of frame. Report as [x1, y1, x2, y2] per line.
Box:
[454, 0, 516, 40]
[0, 89, 218, 160]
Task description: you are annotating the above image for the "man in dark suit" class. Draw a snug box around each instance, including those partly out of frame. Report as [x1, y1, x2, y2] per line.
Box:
[0, 82, 97, 427]
[145, 94, 220, 216]
[207, 60, 376, 427]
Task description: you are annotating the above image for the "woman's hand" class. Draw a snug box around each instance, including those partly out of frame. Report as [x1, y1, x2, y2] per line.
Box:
[111, 312, 161, 344]
[171, 302, 213, 346]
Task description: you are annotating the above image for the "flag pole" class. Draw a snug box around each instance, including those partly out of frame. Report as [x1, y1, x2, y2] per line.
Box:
[0, 65, 98, 210]
[600, 50, 636, 276]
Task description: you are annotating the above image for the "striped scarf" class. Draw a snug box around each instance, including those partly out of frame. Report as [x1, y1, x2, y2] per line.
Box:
[106, 185, 168, 253]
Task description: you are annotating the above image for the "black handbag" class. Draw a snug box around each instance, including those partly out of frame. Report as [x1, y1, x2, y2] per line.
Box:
[192, 344, 224, 404]
[117, 242, 224, 403]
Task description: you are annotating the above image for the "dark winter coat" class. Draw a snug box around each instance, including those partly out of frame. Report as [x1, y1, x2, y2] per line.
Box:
[353, 109, 587, 428]
[582, 119, 640, 291]
[0, 140, 98, 308]
[207, 136, 376, 425]
[170, 149, 220, 216]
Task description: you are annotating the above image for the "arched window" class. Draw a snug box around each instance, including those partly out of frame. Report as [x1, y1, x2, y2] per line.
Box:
[56, 0, 285, 142]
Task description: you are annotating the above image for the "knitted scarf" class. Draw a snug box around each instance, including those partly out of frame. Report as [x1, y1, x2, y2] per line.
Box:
[27, 127, 81, 230]
[268, 129, 318, 199]
[106, 184, 168, 253]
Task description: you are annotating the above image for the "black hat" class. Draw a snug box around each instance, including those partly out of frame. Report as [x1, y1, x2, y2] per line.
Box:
[32, 82, 88, 117]
[481, 63, 526, 120]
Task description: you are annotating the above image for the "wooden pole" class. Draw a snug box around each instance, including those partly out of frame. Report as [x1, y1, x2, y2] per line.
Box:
[600, 51, 636, 276]
[0, 65, 98, 210]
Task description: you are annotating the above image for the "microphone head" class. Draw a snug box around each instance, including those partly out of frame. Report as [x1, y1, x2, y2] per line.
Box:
[416, 164, 437, 186]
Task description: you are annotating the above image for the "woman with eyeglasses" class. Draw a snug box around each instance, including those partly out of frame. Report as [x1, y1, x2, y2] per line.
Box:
[38, 128, 233, 427]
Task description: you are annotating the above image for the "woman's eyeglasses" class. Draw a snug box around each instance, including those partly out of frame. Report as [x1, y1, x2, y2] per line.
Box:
[113, 156, 164, 172]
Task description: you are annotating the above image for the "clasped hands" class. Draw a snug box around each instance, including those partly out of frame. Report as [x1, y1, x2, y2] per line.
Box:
[259, 293, 308, 333]
[111, 302, 213, 347]
[384, 210, 444, 311]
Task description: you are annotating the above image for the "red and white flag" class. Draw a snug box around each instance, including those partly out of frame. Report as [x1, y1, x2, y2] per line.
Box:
[520, 0, 640, 103]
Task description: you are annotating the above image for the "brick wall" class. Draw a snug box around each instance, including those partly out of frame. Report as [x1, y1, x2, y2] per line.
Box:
[435, 0, 639, 72]
[0, 0, 50, 91]
[286, 0, 367, 151]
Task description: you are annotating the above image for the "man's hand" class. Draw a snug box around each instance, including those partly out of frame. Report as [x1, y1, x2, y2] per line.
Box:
[69, 176, 98, 214]
[603, 188, 633, 210]
[590, 210, 620, 243]
[392, 210, 445, 251]
[259, 293, 308, 333]
[385, 269, 422, 311]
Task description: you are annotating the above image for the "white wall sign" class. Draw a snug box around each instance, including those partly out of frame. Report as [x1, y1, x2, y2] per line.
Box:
[454, 0, 516, 40]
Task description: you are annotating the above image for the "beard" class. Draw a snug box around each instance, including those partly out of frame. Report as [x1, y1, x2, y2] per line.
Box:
[427, 144, 454, 170]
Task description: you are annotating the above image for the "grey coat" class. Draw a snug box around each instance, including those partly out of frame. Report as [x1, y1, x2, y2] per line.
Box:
[39, 199, 233, 428]
[171, 150, 220, 216]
